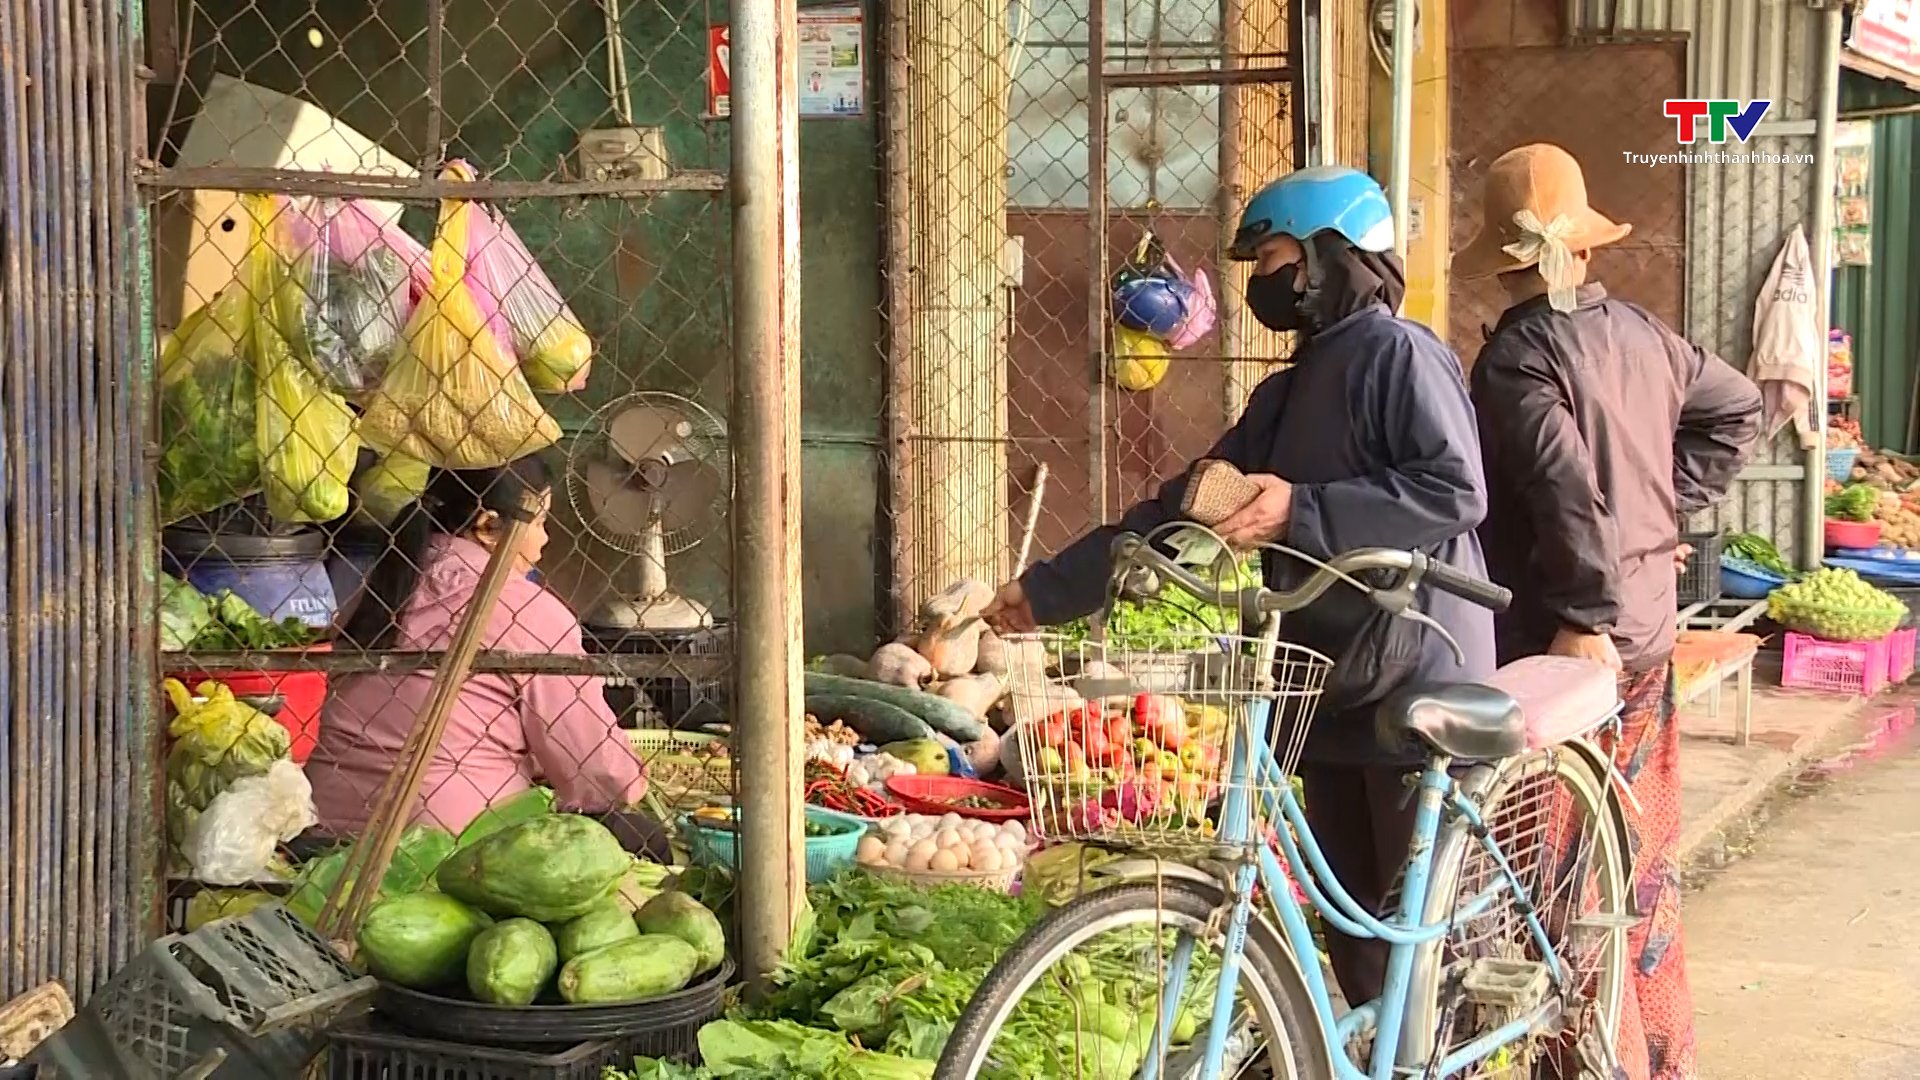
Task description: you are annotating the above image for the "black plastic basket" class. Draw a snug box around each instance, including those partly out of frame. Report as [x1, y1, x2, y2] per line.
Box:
[325, 1025, 674, 1080]
[27, 905, 373, 1079]
[1678, 531, 1725, 605]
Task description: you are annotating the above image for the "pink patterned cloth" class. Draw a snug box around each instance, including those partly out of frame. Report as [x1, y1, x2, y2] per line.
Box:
[307, 535, 646, 835]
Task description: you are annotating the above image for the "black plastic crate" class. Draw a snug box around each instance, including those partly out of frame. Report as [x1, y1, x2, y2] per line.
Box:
[27, 905, 373, 1079]
[1678, 531, 1725, 605]
[583, 620, 732, 730]
[325, 1022, 700, 1080]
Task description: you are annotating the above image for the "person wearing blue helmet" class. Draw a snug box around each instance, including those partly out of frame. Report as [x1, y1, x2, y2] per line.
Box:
[985, 165, 1495, 1012]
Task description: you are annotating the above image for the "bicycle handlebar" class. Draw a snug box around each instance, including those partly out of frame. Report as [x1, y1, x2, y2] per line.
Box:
[1102, 530, 1511, 663]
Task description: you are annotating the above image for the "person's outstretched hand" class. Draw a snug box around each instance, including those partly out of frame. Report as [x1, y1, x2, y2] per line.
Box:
[1548, 626, 1623, 672]
[1215, 473, 1295, 548]
[982, 579, 1037, 634]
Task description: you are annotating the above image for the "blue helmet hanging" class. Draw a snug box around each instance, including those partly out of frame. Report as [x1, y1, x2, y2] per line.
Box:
[1228, 166, 1396, 261]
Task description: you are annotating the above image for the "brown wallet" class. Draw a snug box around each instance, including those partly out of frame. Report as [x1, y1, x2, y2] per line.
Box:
[1180, 459, 1263, 526]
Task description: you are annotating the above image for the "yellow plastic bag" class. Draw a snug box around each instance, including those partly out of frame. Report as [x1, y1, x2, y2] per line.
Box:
[358, 171, 562, 468]
[1112, 325, 1172, 391]
[353, 447, 431, 526]
[157, 286, 260, 523]
[246, 195, 359, 524]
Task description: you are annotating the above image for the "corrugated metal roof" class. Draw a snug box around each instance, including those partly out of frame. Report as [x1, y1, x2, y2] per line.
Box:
[1573, 0, 1824, 562]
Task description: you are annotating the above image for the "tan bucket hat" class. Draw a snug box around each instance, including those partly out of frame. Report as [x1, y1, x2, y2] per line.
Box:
[1454, 144, 1632, 307]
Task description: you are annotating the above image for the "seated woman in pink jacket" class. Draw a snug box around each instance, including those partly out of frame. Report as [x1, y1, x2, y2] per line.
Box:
[307, 458, 651, 846]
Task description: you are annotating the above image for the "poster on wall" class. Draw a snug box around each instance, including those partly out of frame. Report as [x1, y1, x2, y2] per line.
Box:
[1834, 121, 1873, 267]
[1849, 0, 1920, 76]
[707, 6, 866, 119]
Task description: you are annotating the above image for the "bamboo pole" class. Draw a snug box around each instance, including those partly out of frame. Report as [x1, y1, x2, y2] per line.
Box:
[316, 499, 535, 940]
[729, 0, 806, 995]
[1014, 462, 1049, 577]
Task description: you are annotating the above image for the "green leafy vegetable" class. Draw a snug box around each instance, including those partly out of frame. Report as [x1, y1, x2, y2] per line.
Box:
[1057, 558, 1260, 651]
[163, 582, 319, 653]
[160, 573, 216, 652]
[1724, 532, 1793, 578]
[616, 870, 1222, 1080]
[1826, 484, 1879, 523]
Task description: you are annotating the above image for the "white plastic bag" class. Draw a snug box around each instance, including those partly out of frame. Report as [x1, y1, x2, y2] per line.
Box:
[1750, 225, 1822, 450]
[183, 759, 318, 885]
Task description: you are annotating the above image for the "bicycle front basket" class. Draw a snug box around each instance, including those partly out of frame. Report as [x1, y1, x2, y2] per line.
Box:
[1001, 632, 1331, 852]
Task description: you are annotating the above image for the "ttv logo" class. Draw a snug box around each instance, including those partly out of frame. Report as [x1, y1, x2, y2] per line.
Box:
[1664, 100, 1771, 144]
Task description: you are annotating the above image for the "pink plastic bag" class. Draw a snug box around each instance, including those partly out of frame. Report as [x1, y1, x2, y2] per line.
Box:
[275, 198, 429, 395]
[444, 160, 593, 393]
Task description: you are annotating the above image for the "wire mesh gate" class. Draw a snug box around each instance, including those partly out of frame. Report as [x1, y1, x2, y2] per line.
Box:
[883, 0, 1343, 625]
[0, 0, 156, 1003]
[140, 0, 744, 930]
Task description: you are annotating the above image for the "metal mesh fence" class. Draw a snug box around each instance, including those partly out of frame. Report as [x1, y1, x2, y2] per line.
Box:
[143, 0, 740, 926]
[138, 0, 1351, 933]
[882, 0, 1331, 628]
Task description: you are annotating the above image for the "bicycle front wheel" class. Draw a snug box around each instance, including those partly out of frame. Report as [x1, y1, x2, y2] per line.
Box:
[934, 878, 1334, 1080]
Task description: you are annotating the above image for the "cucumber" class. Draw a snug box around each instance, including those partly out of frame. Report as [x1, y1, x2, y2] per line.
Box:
[803, 672, 987, 741]
[805, 694, 931, 744]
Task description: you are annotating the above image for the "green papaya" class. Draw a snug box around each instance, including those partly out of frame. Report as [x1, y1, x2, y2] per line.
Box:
[357, 892, 493, 989]
[556, 934, 699, 1004]
[635, 891, 727, 973]
[553, 898, 641, 962]
[465, 918, 559, 1006]
[436, 814, 628, 922]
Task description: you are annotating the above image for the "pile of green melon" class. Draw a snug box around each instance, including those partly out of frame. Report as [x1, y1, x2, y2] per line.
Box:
[356, 814, 726, 1007]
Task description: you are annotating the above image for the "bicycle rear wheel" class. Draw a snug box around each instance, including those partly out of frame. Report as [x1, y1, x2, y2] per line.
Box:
[1409, 746, 1630, 1077]
[934, 878, 1334, 1080]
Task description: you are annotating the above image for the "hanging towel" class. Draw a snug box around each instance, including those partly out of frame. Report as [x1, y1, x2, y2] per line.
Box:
[1749, 226, 1822, 450]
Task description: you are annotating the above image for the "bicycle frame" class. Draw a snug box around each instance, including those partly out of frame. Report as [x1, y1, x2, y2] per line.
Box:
[1138, 627, 1587, 1080]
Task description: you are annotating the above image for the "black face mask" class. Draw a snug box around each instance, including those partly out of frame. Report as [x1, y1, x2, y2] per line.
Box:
[1246, 265, 1308, 332]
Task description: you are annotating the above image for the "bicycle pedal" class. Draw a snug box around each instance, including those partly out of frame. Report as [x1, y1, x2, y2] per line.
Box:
[1460, 959, 1551, 1009]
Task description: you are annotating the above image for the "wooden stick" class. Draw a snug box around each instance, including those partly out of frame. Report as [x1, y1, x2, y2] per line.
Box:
[1014, 462, 1049, 577]
[317, 496, 536, 940]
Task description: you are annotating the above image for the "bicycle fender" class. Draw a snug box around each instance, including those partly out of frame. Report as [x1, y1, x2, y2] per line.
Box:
[1562, 737, 1642, 919]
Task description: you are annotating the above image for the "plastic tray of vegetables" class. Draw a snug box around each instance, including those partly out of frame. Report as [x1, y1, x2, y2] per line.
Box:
[1766, 567, 1906, 641]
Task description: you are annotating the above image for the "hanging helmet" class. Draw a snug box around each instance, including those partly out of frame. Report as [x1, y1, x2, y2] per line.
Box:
[1112, 326, 1172, 391]
[1111, 276, 1192, 337]
[1228, 166, 1395, 261]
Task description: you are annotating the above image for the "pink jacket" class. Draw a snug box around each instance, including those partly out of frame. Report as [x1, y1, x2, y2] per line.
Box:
[307, 535, 646, 835]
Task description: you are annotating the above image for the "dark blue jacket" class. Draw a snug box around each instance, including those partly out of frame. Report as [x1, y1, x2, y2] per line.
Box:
[1021, 304, 1496, 765]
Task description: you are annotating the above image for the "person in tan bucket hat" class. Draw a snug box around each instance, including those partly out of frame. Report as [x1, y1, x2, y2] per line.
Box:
[1453, 143, 1633, 304]
[1462, 143, 1763, 1080]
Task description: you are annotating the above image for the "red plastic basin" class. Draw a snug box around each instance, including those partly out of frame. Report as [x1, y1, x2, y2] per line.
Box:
[168, 645, 330, 764]
[1824, 518, 1883, 552]
[885, 775, 1030, 822]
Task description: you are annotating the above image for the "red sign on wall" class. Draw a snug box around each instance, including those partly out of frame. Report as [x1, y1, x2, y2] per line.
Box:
[1850, 0, 1920, 77]
[707, 25, 731, 117]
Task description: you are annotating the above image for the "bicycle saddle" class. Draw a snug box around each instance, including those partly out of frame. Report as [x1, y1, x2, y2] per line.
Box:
[1374, 682, 1526, 760]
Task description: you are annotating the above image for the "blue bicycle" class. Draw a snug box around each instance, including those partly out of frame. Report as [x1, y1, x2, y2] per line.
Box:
[937, 526, 1634, 1080]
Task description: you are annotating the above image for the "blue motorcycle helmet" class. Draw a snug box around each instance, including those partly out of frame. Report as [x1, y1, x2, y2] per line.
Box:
[1228, 166, 1396, 261]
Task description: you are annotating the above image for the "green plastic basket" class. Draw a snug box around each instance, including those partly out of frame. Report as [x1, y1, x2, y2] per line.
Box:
[685, 805, 868, 883]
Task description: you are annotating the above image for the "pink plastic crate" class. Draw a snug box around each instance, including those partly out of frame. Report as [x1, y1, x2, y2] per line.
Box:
[1888, 627, 1917, 684]
[1781, 632, 1889, 696]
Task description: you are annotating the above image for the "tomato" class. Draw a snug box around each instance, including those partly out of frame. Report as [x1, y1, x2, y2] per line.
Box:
[1037, 717, 1069, 748]
[1105, 714, 1133, 748]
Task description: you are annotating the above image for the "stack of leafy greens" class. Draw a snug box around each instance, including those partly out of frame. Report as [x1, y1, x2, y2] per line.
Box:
[1056, 557, 1261, 651]
[160, 572, 318, 652]
[611, 872, 1218, 1080]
